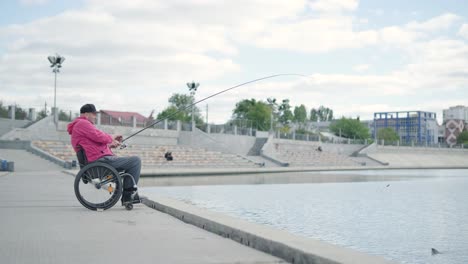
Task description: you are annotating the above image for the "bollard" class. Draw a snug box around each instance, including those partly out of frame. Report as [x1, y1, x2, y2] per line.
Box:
[1, 160, 7, 171]
[7, 161, 14, 172]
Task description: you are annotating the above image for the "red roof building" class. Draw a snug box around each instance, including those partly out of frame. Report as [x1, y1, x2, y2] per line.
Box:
[100, 110, 147, 127]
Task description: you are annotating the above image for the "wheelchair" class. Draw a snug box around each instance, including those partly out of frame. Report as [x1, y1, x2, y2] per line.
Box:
[73, 147, 141, 211]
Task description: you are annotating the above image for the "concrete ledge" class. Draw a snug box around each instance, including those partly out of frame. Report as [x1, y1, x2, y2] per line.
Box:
[0, 140, 31, 149]
[0, 140, 70, 168]
[140, 165, 468, 177]
[63, 165, 468, 179]
[260, 152, 289, 167]
[362, 155, 389, 166]
[28, 142, 70, 168]
[143, 197, 395, 264]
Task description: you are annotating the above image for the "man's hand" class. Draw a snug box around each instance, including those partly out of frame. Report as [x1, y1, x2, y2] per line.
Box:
[109, 139, 121, 149]
[114, 135, 123, 142]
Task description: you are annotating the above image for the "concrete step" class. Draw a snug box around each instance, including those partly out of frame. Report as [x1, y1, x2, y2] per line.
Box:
[0, 149, 62, 172]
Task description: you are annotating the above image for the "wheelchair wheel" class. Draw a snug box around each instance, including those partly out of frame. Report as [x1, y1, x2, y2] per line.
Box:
[74, 162, 123, 211]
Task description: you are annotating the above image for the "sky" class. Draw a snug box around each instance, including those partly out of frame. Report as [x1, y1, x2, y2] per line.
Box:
[1, 0, 468, 124]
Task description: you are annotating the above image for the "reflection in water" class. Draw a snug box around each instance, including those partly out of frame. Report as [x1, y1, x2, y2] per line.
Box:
[143, 169, 468, 264]
[139, 168, 451, 187]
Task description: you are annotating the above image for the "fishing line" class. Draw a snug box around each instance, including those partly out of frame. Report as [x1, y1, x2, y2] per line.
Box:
[122, 73, 308, 143]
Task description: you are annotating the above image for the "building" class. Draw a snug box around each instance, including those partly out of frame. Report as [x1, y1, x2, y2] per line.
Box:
[100, 110, 147, 127]
[442, 106, 468, 146]
[445, 119, 465, 146]
[373, 111, 438, 144]
[443, 105, 468, 123]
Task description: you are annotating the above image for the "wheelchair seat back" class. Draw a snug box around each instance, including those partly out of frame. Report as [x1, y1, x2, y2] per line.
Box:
[75, 145, 88, 169]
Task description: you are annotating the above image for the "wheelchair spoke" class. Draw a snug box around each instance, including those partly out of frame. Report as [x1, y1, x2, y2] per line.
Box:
[100, 177, 116, 186]
[75, 163, 122, 211]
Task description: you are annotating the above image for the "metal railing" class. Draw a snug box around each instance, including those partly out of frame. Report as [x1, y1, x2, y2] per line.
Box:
[376, 139, 465, 149]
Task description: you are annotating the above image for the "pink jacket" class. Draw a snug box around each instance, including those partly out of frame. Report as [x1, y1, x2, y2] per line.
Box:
[67, 117, 114, 162]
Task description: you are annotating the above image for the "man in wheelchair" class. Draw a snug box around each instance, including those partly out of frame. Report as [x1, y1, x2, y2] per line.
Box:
[67, 104, 142, 206]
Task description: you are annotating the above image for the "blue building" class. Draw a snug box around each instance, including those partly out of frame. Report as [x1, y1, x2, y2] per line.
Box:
[373, 111, 438, 144]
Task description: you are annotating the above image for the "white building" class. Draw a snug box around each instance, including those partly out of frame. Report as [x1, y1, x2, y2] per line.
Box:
[443, 105, 468, 123]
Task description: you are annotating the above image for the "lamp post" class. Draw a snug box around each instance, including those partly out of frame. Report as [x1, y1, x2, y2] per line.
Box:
[186, 81, 199, 131]
[47, 54, 65, 126]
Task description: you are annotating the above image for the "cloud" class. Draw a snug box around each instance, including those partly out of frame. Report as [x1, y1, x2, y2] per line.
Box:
[406, 13, 461, 32]
[458, 23, 468, 39]
[309, 0, 359, 13]
[353, 64, 370, 72]
[249, 15, 380, 53]
[19, 0, 49, 6]
[1, 1, 467, 124]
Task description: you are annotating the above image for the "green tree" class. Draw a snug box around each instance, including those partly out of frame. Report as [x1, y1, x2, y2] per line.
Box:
[232, 99, 271, 130]
[14, 105, 27, 120]
[377, 127, 400, 142]
[330, 117, 370, 139]
[58, 110, 71, 121]
[157, 93, 203, 124]
[310, 108, 318, 121]
[157, 105, 186, 121]
[457, 131, 468, 144]
[278, 99, 293, 125]
[37, 109, 47, 120]
[310, 105, 333, 121]
[317, 105, 333, 121]
[293, 104, 307, 123]
[0, 101, 8, 118]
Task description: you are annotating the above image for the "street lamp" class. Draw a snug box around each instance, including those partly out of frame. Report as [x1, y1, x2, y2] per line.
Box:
[186, 81, 199, 130]
[47, 54, 65, 125]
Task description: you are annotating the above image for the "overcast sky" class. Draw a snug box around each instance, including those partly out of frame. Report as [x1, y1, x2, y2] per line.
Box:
[1, 0, 467, 123]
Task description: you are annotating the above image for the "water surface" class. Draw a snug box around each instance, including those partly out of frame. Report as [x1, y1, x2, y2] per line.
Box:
[143, 169, 468, 264]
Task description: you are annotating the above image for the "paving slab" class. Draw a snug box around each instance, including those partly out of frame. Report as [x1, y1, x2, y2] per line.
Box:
[0, 150, 284, 264]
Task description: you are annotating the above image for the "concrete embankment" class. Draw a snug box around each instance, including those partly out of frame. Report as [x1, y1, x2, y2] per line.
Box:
[2, 149, 399, 264]
[0, 150, 283, 264]
[143, 196, 395, 264]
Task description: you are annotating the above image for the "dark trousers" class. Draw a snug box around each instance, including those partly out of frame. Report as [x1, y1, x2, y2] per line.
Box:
[98, 156, 141, 189]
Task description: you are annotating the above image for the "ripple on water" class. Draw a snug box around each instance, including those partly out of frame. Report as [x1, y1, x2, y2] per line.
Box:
[143, 169, 468, 264]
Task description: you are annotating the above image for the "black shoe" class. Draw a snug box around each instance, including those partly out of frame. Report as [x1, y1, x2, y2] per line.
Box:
[132, 193, 141, 204]
[121, 190, 132, 206]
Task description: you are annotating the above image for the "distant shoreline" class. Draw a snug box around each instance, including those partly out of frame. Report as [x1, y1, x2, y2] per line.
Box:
[139, 167, 468, 187]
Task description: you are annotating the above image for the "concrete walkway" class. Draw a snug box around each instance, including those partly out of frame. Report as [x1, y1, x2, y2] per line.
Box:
[0, 149, 284, 264]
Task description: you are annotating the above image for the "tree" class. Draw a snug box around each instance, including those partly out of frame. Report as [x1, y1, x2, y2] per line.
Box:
[317, 105, 333, 121]
[310, 105, 333, 121]
[157, 93, 203, 124]
[157, 105, 186, 121]
[330, 117, 370, 139]
[377, 127, 400, 142]
[58, 110, 71, 121]
[310, 108, 318, 121]
[328, 109, 334, 121]
[457, 131, 468, 144]
[232, 99, 272, 130]
[0, 101, 8, 118]
[14, 105, 27, 120]
[37, 109, 47, 120]
[278, 99, 293, 125]
[293, 104, 307, 123]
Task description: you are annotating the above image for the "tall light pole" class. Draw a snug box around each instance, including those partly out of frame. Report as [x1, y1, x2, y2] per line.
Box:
[48, 54, 65, 125]
[186, 81, 199, 130]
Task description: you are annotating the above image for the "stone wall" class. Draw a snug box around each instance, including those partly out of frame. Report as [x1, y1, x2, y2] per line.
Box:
[0, 118, 31, 137]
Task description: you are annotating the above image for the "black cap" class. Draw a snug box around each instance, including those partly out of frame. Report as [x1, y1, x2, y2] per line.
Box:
[80, 104, 98, 114]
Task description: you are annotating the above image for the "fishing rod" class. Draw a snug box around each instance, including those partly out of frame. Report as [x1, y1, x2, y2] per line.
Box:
[121, 73, 307, 144]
